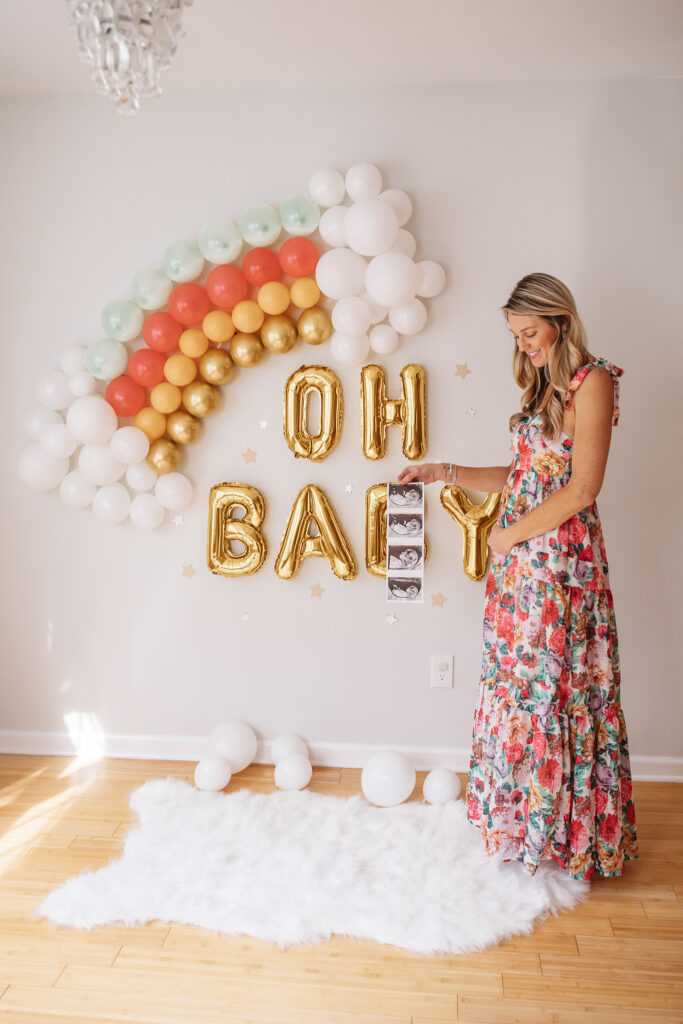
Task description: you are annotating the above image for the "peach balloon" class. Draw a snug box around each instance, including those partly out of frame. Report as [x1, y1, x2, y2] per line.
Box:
[150, 382, 182, 414]
[179, 328, 209, 358]
[289, 277, 321, 309]
[134, 406, 167, 441]
[231, 300, 264, 334]
[202, 311, 235, 344]
[257, 281, 290, 316]
[164, 354, 197, 387]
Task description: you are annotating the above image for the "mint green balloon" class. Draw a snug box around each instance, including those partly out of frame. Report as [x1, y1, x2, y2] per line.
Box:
[280, 194, 320, 237]
[198, 221, 242, 265]
[132, 268, 173, 310]
[163, 240, 204, 283]
[239, 204, 281, 246]
[101, 298, 144, 342]
[85, 339, 128, 381]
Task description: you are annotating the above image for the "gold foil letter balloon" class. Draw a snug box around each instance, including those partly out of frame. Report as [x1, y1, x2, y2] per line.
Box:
[207, 483, 267, 577]
[360, 364, 426, 460]
[365, 484, 428, 577]
[440, 485, 501, 581]
[275, 484, 356, 581]
[283, 366, 343, 462]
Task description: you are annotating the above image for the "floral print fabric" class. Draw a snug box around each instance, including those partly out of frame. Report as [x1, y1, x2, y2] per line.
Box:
[466, 358, 639, 879]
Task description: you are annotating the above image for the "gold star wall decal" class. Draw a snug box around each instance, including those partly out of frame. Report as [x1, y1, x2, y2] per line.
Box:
[455, 363, 471, 380]
[310, 583, 325, 598]
[181, 564, 196, 580]
[431, 592, 447, 607]
[242, 448, 257, 463]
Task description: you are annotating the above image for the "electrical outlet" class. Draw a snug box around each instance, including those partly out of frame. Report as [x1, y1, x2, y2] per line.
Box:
[430, 654, 454, 688]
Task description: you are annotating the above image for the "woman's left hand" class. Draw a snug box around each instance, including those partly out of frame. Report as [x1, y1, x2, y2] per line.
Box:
[487, 524, 516, 559]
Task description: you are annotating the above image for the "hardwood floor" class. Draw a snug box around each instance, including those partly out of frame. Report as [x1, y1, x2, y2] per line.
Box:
[0, 753, 681, 1023]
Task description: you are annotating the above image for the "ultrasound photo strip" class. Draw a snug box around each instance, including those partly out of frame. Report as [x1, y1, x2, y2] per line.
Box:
[386, 482, 424, 603]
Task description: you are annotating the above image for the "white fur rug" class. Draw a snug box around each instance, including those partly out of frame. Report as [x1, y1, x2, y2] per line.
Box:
[36, 778, 589, 955]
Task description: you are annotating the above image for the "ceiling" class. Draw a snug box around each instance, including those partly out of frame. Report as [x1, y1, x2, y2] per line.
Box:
[0, 0, 681, 96]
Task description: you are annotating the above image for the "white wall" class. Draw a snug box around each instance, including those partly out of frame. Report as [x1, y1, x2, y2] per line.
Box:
[1, 80, 681, 772]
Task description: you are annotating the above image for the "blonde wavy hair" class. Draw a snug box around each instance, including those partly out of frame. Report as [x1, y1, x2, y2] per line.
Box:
[503, 273, 594, 441]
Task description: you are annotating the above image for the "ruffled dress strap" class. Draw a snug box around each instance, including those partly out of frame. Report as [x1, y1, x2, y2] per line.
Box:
[564, 357, 623, 426]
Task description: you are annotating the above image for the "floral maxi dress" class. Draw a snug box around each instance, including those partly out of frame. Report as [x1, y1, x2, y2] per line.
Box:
[465, 358, 639, 880]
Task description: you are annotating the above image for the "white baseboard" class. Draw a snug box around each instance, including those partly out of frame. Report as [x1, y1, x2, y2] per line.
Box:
[0, 730, 681, 782]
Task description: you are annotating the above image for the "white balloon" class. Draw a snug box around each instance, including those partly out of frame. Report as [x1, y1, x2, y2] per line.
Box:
[36, 371, 73, 411]
[60, 469, 97, 509]
[130, 492, 165, 529]
[66, 395, 118, 445]
[110, 426, 149, 465]
[331, 296, 372, 335]
[318, 206, 348, 248]
[389, 298, 428, 336]
[422, 768, 462, 805]
[392, 229, 417, 259]
[379, 189, 413, 227]
[369, 324, 400, 354]
[208, 721, 258, 773]
[126, 461, 158, 492]
[24, 407, 62, 441]
[360, 290, 389, 325]
[79, 444, 126, 486]
[416, 260, 446, 297]
[274, 754, 312, 791]
[271, 733, 308, 764]
[194, 756, 232, 792]
[40, 423, 78, 459]
[361, 751, 416, 807]
[365, 252, 419, 309]
[92, 483, 130, 524]
[308, 168, 346, 207]
[330, 331, 370, 366]
[315, 248, 367, 300]
[18, 445, 69, 491]
[155, 472, 192, 511]
[344, 199, 398, 257]
[68, 370, 97, 397]
[345, 162, 382, 202]
[59, 345, 86, 375]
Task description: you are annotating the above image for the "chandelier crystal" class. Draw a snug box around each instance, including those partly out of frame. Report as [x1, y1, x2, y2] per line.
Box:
[67, 0, 193, 116]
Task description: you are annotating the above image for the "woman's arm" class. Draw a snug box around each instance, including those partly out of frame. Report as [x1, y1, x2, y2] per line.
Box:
[398, 461, 512, 491]
[502, 367, 614, 546]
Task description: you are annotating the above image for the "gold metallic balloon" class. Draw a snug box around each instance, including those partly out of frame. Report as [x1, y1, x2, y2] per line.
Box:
[283, 365, 343, 461]
[230, 332, 264, 368]
[297, 306, 332, 346]
[360, 363, 426, 460]
[199, 349, 235, 386]
[261, 315, 298, 355]
[166, 410, 201, 446]
[440, 485, 501, 581]
[182, 381, 220, 418]
[365, 484, 428, 577]
[207, 483, 267, 577]
[146, 437, 180, 474]
[275, 484, 356, 581]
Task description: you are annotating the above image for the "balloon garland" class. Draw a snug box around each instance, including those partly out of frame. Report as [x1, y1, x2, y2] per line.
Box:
[19, 162, 446, 529]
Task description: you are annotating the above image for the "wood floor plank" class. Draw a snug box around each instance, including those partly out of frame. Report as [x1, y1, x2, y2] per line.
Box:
[457, 994, 683, 1023]
[502, 971, 683, 1009]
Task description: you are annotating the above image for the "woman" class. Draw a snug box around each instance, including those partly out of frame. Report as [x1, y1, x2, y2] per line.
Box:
[398, 272, 638, 880]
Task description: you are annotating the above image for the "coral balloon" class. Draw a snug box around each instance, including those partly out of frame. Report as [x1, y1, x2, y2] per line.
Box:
[206, 265, 248, 310]
[164, 354, 197, 387]
[289, 277, 320, 309]
[257, 281, 290, 315]
[142, 312, 184, 354]
[168, 283, 212, 326]
[128, 347, 166, 387]
[146, 438, 180, 474]
[278, 238, 319, 278]
[242, 247, 281, 287]
[105, 375, 146, 417]
[134, 406, 166, 441]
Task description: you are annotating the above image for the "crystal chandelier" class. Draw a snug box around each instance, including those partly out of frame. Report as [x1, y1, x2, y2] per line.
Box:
[67, 1, 193, 116]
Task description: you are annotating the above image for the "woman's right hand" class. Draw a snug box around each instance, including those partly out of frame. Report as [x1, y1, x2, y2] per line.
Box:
[397, 463, 443, 485]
